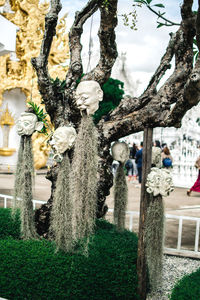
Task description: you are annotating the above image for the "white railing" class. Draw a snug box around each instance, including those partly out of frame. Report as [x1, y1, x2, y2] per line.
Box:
[108, 209, 200, 259]
[0, 194, 46, 210]
[1, 194, 199, 258]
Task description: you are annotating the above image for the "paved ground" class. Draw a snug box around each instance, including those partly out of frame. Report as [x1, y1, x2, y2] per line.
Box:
[1, 171, 200, 251]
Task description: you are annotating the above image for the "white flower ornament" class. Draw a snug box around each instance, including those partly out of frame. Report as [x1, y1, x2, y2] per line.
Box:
[146, 167, 174, 197]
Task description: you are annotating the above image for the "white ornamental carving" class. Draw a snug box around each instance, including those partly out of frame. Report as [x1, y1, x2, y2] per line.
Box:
[49, 126, 77, 162]
[146, 167, 174, 197]
[16, 112, 43, 136]
[75, 80, 103, 115]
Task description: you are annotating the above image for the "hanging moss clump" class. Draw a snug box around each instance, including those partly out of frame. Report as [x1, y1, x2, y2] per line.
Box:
[145, 195, 164, 291]
[113, 163, 128, 230]
[49, 152, 73, 252]
[13, 136, 38, 239]
[13, 137, 24, 210]
[70, 114, 98, 253]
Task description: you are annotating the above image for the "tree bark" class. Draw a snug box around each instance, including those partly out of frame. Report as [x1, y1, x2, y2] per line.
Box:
[137, 128, 153, 300]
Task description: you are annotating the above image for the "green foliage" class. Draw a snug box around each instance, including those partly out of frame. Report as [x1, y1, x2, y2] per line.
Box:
[50, 76, 66, 94]
[27, 101, 48, 135]
[0, 217, 139, 300]
[170, 268, 200, 300]
[102, 0, 109, 11]
[193, 38, 199, 64]
[0, 208, 20, 239]
[93, 78, 124, 124]
[133, 0, 181, 28]
[121, 10, 138, 30]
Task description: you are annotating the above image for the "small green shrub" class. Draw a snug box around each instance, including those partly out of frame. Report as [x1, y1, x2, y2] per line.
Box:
[170, 268, 200, 300]
[0, 216, 139, 300]
[0, 208, 20, 239]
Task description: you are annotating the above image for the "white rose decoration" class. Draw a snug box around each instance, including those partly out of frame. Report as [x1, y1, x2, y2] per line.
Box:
[146, 167, 174, 197]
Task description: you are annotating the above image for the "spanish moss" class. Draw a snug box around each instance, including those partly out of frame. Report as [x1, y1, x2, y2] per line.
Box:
[13, 135, 37, 239]
[113, 163, 128, 230]
[145, 195, 164, 291]
[70, 115, 98, 253]
[13, 136, 24, 210]
[49, 152, 73, 252]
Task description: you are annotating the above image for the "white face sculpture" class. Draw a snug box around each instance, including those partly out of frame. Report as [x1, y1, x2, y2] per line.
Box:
[111, 142, 130, 163]
[75, 80, 103, 115]
[16, 112, 43, 136]
[49, 126, 77, 155]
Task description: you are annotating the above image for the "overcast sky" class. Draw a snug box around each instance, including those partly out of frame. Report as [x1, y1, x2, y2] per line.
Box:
[60, 0, 197, 96]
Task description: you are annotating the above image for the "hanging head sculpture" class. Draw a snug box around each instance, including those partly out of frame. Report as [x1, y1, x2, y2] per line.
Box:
[75, 80, 103, 115]
[111, 141, 130, 164]
[49, 126, 77, 162]
[16, 112, 43, 136]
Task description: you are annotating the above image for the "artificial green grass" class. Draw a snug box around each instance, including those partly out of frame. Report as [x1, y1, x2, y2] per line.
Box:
[0, 208, 20, 239]
[170, 267, 200, 300]
[0, 209, 139, 300]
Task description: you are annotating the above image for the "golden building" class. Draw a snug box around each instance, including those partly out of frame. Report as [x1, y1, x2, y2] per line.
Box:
[0, 0, 69, 169]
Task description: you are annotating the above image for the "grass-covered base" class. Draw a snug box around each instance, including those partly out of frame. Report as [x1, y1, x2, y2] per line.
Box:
[0, 208, 20, 239]
[170, 268, 200, 300]
[0, 209, 138, 300]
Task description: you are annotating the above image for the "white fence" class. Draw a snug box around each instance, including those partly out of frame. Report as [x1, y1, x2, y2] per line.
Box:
[108, 208, 200, 259]
[1, 193, 199, 258]
[0, 194, 46, 210]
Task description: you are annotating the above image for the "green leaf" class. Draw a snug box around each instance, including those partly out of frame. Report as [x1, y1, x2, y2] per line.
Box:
[154, 3, 165, 8]
[146, 0, 152, 3]
[134, 0, 146, 4]
[157, 22, 164, 28]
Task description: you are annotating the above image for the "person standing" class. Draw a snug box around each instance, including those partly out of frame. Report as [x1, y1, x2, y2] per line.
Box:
[129, 142, 138, 182]
[152, 140, 162, 168]
[135, 142, 143, 184]
[161, 146, 173, 168]
[187, 156, 200, 196]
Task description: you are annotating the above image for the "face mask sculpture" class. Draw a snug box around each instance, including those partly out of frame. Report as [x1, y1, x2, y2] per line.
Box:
[75, 80, 103, 115]
[49, 126, 77, 252]
[111, 141, 129, 164]
[49, 126, 77, 162]
[111, 141, 130, 231]
[16, 112, 43, 136]
[13, 111, 44, 240]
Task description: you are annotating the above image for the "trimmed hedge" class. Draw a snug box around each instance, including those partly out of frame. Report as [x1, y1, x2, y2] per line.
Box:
[0, 209, 139, 300]
[170, 268, 200, 300]
[0, 208, 20, 239]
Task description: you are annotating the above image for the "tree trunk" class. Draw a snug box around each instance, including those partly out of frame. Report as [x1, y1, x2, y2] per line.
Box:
[137, 127, 153, 300]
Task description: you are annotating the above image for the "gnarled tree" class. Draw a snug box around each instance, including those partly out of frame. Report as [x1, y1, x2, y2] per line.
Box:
[32, 0, 199, 240]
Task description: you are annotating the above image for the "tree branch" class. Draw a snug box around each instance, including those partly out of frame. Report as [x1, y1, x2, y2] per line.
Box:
[83, 0, 118, 85]
[66, 0, 98, 88]
[162, 0, 197, 126]
[31, 0, 62, 111]
[144, 32, 176, 94]
[101, 1, 196, 141]
[147, 4, 180, 26]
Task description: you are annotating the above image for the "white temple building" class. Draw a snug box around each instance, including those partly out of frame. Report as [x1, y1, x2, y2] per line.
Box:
[123, 102, 200, 189]
[114, 53, 200, 189]
[0, 14, 18, 56]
